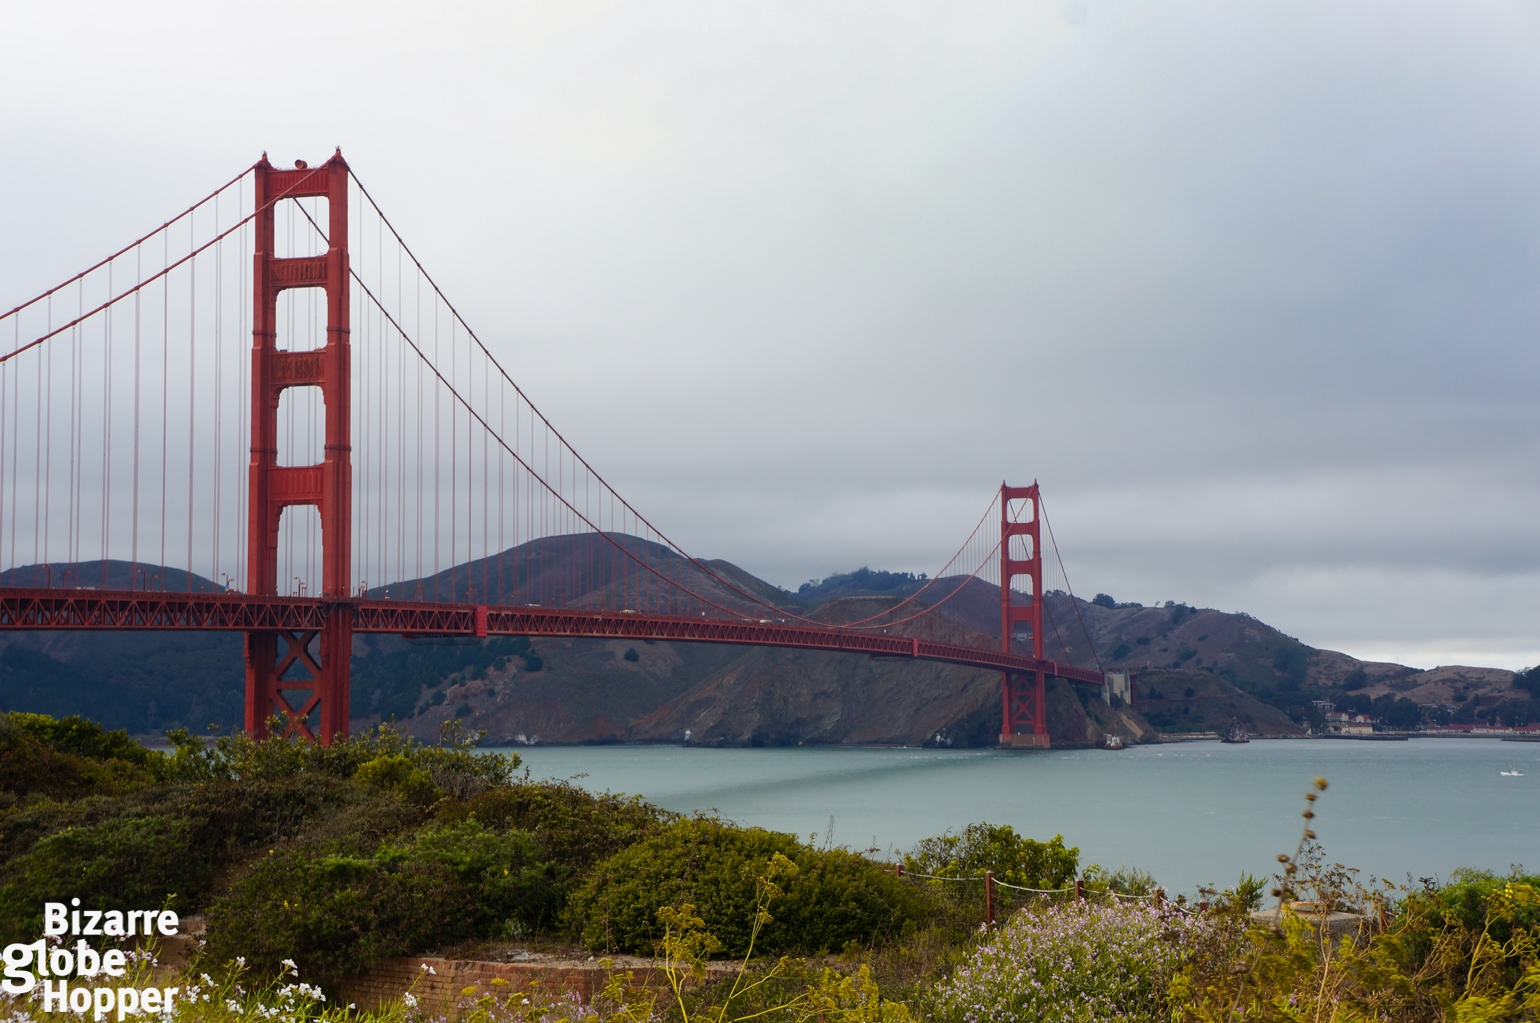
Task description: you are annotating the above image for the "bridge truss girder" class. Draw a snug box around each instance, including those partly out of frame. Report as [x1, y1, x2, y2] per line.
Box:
[0, 588, 1105, 686]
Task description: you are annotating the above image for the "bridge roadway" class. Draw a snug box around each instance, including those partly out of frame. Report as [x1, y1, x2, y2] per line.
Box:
[0, 587, 1105, 687]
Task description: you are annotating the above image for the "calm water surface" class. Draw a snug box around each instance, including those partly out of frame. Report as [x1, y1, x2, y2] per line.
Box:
[490, 739, 1540, 895]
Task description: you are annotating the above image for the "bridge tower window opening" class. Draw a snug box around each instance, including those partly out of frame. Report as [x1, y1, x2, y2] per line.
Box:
[275, 385, 324, 467]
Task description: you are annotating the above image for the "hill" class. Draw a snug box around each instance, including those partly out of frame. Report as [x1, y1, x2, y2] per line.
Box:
[628, 595, 1157, 748]
[0, 561, 247, 732]
[1, 557, 1534, 744]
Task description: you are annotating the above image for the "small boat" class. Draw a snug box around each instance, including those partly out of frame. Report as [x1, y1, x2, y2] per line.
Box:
[1500, 764, 1524, 777]
[1222, 719, 1250, 744]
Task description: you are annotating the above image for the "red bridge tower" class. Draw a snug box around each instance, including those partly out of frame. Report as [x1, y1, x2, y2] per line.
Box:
[244, 152, 353, 743]
[999, 482, 1048, 748]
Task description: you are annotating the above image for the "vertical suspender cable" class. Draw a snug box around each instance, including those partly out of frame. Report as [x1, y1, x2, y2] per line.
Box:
[432, 290, 439, 600]
[187, 231, 196, 590]
[132, 245, 141, 585]
[160, 233, 168, 583]
[449, 314, 457, 601]
[101, 263, 111, 584]
[215, 194, 225, 588]
[40, 297, 51, 579]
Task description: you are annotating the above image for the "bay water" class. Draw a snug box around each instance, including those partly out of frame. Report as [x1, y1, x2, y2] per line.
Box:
[493, 738, 1539, 895]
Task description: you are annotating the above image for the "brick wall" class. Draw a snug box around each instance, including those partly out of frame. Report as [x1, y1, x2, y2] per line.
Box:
[333, 955, 730, 1019]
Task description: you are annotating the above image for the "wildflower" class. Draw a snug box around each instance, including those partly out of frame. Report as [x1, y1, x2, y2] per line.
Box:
[402, 992, 419, 1008]
[931, 902, 1217, 1023]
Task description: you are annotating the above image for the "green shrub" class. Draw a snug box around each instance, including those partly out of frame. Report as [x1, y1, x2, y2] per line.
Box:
[439, 779, 676, 874]
[353, 754, 438, 804]
[7, 712, 154, 767]
[1083, 864, 1159, 897]
[204, 818, 554, 978]
[0, 776, 368, 940]
[904, 822, 1078, 891]
[157, 720, 516, 794]
[0, 716, 155, 805]
[1422, 868, 1540, 947]
[0, 815, 205, 940]
[566, 818, 925, 957]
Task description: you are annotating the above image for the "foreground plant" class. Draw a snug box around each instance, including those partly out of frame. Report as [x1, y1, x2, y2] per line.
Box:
[0, 952, 418, 1023]
[927, 901, 1216, 1023]
[647, 854, 910, 1023]
[1173, 777, 1540, 1023]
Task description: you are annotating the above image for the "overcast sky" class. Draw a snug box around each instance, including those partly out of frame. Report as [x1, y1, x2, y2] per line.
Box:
[2, 0, 1538, 669]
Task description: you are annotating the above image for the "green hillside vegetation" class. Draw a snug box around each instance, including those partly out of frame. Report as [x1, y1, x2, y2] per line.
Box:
[349, 636, 542, 723]
[797, 567, 928, 604]
[3, 712, 1538, 1023]
[0, 712, 938, 986]
[0, 635, 246, 733]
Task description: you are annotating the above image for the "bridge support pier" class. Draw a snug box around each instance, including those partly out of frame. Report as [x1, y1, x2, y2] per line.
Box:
[244, 610, 352, 742]
[1000, 669, 1050, 748]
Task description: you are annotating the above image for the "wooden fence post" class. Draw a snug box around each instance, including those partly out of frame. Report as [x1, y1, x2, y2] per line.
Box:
[984, 870, 996, 927]
[1075, 877, 1085, 902]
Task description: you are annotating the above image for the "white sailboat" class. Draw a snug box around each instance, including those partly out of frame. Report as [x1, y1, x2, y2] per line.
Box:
[1500, 764, 1525, 777]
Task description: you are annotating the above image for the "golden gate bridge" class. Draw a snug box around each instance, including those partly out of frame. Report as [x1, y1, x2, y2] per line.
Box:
[0, 151, 1103, 747]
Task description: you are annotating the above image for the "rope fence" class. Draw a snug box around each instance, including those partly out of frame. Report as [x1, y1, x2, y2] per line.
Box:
[891, 863, 1195, 927]
[992, 879, 1076, 895]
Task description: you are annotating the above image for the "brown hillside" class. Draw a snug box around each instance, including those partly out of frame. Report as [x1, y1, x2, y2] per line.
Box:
[630, 597, 1158, 749]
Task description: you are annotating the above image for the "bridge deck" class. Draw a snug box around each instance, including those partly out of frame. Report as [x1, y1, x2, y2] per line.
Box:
[0, 587, 1104, 687]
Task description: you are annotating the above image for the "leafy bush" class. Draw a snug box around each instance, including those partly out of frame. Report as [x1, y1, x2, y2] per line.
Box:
[928, 903, 1215, 1023]
[0, 776, 367, 940]
[904, 823, 1078, 891]
[158, 720, 516, 797]
[0, 814, 205, 938]
[6, 712, 154, 767]
[0, 721, 153, 806]
[1174, 866, 1540, 1022]
[1083, 864, 1158, 897]
[439, 778, 675, 876]
[566, 818, 925, 956]
[1425, 868, 1540, 944]
[205, 818, 554, 979]
[353, 754, 438, 804]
